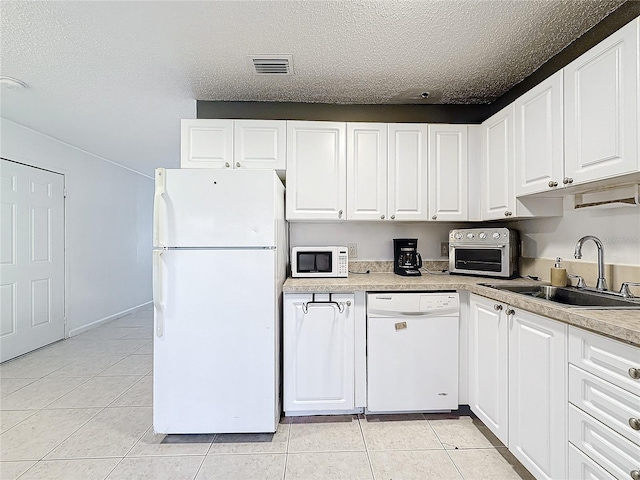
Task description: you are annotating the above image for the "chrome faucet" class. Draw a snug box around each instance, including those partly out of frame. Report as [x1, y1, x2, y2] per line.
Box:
[574, 235, 607, 291]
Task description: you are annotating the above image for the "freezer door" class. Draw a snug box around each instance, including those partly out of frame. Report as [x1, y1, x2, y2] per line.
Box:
[154, 168, 283, 248]
[153, 248, 279, 433]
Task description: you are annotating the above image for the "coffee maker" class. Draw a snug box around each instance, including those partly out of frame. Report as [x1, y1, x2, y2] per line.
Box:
[393, 238, 423, 276]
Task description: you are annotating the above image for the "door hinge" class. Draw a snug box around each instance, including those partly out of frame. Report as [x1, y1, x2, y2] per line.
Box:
[63, 188, 67, 198]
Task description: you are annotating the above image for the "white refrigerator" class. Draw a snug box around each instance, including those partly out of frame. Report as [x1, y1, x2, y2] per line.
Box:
[152, 168, 286, 434]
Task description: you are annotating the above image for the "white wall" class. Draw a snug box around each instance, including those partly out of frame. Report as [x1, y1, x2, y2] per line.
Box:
[1, 118, 153, 335]
[514, 197, 640, 266]
[290, 221, 461, 261]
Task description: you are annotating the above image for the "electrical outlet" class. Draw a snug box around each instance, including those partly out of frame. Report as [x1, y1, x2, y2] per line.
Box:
[347, 243, 357, 258]
[440, 242, 449, 257]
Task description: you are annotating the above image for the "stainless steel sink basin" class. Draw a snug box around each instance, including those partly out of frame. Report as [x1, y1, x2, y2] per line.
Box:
[481, 284, 640, 309]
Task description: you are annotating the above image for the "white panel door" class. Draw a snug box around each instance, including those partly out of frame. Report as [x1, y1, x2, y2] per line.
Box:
[286, 121, 347, 221]
[468, 294, 509, 445]
[1, 159, 64, 362]
[428, 124, 468, 221]
[155, 168, 278, 248]
[388, 124, 428, 221]
[564, 18, 639, 185]
[508, 308, 567, 480]
[153, 248, 278, 434]
[515, 70, 564, 196]
[233, 120, 286, 170]
[181, 119, 233, 169]
[284, 293, 355, 413]
[481, 104, 516, 220]
[346, 123, 388, 220]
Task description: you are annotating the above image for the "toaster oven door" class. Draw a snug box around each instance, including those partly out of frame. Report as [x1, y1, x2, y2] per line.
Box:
[450, 245, 510, 277]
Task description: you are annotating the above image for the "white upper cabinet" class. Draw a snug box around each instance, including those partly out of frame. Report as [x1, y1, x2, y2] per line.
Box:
[481, 104, 516, 220]
[181, 119, 286, 170]
[515, 71, 564, 196]
[564, 18, 639, 185]
[346, 123, 388, 220]
[388, 124, 429, 221]
[233, 120, 286, 170]
[286, 121, 347, 221]
[181, 119, 233, 169]
[428, 124, 468, 221]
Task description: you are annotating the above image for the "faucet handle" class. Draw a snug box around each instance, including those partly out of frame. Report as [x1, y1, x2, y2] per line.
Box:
[568, 273, 586, 288]
[619, 282, 640, 298]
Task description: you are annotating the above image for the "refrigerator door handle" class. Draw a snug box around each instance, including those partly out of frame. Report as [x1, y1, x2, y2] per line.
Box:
[153, 249, 164, 337]
[153, 168, 166, 247]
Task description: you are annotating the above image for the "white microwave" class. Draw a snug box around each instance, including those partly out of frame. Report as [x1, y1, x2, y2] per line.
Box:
[291, 246, 348, 278]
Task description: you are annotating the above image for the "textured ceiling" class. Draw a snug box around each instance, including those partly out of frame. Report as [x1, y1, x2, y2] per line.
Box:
[0, 0, 627, 176]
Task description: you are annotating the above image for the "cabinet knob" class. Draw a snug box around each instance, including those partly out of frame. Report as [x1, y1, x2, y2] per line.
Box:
[629, 418, 640, 431]
[563, 177, 574, 184]
[506, 308, 515, 316]
[224, 162, 230, 168]
[338, 210, 343, 218]
[236, 162, 241, 168]
[629, 367, 640, 380]
[504, 211, 513, 217]
[630, 470, 640, 480]
[390, 215, 395, 220]
[494, 304, 503, 311]
[380, 215, 385, 219]
[432, 215, 437, 220]
[548, 181, 558, 188]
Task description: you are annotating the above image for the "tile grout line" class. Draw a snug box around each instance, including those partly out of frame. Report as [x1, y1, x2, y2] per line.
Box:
[425, 418, 467, 480]
[358, 415, 376, 480]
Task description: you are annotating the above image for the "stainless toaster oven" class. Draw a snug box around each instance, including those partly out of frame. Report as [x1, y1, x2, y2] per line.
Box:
[449, 228, 519, 278]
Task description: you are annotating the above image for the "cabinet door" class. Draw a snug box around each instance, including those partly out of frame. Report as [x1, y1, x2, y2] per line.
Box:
[181, 119, 233, 169]
[468, 294, 509, 445]
[233, 120, 286, 170]
[481, 105, 516, 220]
[284, 293, 355, 413]
[515, 71, 564, 196]
[346, 123, 388, 220]
[286, 121, 346, 221]
[564, 18, 639, 185]
[388, 124, 428, 221]
[509, 308, 567, 480]
[428, 124, 468, 221]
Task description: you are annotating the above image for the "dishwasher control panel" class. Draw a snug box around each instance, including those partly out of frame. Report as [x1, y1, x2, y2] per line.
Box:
[367, 292, 459, 316]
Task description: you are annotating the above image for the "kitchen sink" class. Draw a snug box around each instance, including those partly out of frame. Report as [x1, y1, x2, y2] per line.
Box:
[480, 284, 640, 309]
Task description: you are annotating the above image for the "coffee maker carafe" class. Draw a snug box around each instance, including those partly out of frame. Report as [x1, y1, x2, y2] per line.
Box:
[393, 238, 423, 276]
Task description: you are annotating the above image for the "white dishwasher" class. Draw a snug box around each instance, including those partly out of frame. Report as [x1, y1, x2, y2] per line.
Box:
[367, 292, 459, 413]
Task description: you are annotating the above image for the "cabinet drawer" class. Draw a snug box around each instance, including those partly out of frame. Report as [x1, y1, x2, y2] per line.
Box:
[569, 327, 640, 396]
[568, 404, 640, 480]
[569, 365, 640, 445]
[568, 442, 616, 480]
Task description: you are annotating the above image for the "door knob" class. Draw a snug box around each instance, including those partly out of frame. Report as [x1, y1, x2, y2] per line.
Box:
[548, 181, 558, 187]
[338, 210, 343, 218]
[629, 418, 640, 430]
[506, 308, 515, 316]
[432, 215, 437, 220]
[630, 470, 640, 480]
[236, 162, 241, 168]
[504, 211, 513, 217]
[629, 368, 640, 380]
[390, 215, 395, 219]
[380, 215, 385, 219]
[224, 162, 230, 168]
[494, 304, 503, 311]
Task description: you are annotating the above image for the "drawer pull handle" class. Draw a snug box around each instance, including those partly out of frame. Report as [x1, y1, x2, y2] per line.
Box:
[629, 368, 640, 380]
[630, 418, 640, 431]
[630, 470, 640, 480]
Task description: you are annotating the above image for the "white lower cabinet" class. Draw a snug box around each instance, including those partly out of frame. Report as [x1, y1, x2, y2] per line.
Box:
[469, 294, 509, 445]
[568, 326, 640, 480]
[283, 293, 356, 414]
[508, 308, 567, 480]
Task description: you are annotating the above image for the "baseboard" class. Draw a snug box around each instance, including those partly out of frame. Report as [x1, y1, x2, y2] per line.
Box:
[67, 301, 152, 337]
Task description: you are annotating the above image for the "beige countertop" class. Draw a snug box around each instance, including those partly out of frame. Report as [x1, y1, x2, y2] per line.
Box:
[283, 273, 640, 347]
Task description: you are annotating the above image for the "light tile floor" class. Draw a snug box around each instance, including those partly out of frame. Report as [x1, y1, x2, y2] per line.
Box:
[0, 305, 535, 480]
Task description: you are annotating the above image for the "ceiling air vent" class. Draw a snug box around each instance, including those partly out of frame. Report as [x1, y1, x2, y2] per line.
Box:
[251, 55, 294, 76]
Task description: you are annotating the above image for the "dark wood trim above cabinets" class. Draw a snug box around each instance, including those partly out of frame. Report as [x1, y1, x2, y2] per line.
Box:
[197, 2, 640, 125]
[196, 102, 489, 124]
